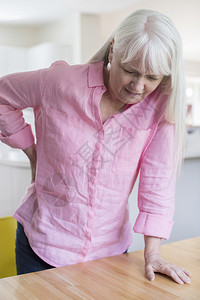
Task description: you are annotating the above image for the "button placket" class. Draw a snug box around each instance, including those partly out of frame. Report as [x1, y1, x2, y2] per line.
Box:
[80, 129, 105, 260]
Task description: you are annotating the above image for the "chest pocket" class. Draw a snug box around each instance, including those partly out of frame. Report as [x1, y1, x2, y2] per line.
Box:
[112, 126, 152, 173]
[44, 106, 88, 165]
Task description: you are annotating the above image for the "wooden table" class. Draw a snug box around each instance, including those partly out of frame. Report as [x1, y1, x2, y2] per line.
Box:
[0, 237, 199, 300]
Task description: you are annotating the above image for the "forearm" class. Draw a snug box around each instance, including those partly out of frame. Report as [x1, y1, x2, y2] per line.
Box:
[144, 235, 161, 259]
[23, 144, 36, 162]
[23, 144, 37, 182]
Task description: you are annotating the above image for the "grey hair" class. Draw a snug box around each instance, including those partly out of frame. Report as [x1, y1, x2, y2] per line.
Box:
[89, 9, 186, 174]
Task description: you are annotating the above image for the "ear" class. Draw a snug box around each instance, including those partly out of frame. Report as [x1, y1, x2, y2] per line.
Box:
[108, 39, 114, 63]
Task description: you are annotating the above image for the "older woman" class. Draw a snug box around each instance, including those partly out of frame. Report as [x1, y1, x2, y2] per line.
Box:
[0, 9, 191, 284]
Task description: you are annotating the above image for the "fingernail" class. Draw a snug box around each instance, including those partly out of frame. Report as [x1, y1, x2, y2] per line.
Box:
[179, 280, 184, 285]
[150, 276, 155, 281]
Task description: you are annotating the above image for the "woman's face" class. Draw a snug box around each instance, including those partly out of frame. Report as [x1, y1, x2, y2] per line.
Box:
[107, 51, 164, 106]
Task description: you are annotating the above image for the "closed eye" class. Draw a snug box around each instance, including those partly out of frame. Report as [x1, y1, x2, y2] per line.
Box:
[121, 64, 162, 81]
[146, 75, 160, 81]
[147, 76, 158, 80]
[123, 68, 138, 75]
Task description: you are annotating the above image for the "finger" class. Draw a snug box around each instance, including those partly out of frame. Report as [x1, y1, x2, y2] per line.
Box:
[145, 265, 155, 281]
[180, 268, 192, 277]
[184, 271, 192, 277]
[163, 267, 185, 284]
[168, 263, 192, 283]
[160, 265, 191, 284]
[168, 263, 192, 277]
[175, 270, 191, 284]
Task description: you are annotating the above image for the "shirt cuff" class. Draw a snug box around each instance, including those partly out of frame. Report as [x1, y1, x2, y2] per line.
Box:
[133, 211, 174, 240]
[0, 124, 34, 149]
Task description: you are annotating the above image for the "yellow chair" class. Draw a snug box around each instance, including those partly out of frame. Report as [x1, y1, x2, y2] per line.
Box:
[0, 216, 17, 278]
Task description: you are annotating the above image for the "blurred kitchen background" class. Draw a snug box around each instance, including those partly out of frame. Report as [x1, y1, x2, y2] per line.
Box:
[0, 0, 199, 251]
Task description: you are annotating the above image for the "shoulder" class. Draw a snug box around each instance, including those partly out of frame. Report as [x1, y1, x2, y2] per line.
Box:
[43, 60, 92, 90]
[45, 60, 104, 89]
[48, 60, 90, 77]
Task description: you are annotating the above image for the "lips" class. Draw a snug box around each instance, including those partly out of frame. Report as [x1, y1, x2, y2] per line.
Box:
[125, 88, 142, 96]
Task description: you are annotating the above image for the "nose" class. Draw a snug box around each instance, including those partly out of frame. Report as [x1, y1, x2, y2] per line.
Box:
[131, 77, 145, 92]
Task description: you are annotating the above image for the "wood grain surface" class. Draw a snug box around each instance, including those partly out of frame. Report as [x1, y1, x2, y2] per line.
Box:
[0, 237, 199, 300]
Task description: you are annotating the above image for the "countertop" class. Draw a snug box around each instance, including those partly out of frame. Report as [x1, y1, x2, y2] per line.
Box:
[0, 237, 199, 300]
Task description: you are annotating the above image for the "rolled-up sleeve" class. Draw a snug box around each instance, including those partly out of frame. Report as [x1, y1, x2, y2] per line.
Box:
[133, 119, 176, 240]
[0, 69, 46, 149]
[0, 124, 34, 149]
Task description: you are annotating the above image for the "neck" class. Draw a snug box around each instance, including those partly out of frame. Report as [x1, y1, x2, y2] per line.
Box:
[103, 67, 126, 112]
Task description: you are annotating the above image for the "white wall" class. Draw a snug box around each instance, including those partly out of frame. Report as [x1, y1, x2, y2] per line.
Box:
[0, 164, 30, 218]
[0, 24, 39, 47]
[28, 43, 71, 70]
[80, 14, 102, 63]
[0, 12, 81, 71]
[36, 13, 81, 64]
[0, 46, 28, 76]
[0, 43, 71, 77]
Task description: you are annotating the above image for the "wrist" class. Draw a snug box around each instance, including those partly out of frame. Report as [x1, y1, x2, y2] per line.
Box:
[144, 235, 162, 259]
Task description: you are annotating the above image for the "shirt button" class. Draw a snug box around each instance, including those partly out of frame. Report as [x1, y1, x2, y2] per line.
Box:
[95, 144, 100, 150]
[90, 177, 95, 184]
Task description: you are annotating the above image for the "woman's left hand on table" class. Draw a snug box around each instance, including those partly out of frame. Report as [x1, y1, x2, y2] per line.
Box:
[145, 254, 192, 284]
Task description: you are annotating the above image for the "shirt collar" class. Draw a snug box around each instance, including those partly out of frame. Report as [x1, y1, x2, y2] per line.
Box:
[88, 61, 105, 88]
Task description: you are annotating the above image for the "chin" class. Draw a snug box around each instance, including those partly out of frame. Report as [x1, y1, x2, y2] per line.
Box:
[125, 97, 142, 104]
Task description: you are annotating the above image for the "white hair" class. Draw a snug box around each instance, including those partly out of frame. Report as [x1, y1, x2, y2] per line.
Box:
[89, 9, 186, 175]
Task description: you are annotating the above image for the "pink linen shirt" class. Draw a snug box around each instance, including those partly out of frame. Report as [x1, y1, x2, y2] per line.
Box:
[0, 61, 176, 267]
